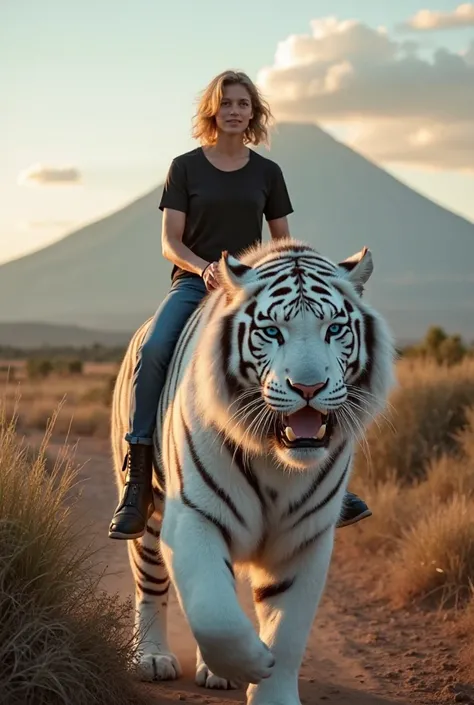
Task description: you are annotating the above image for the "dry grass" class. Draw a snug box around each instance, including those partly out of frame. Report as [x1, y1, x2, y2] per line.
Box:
[0, 406, 146, 705]
[350, 360, 474, 610]
[354, 358, 474, 486]
[388, 495, 474, 607]
[0, 361, 117, 441]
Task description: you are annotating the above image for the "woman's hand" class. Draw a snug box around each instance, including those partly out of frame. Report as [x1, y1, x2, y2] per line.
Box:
[202, 261, 220, 291]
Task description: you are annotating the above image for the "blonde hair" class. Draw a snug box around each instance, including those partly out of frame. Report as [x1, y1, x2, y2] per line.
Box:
[192, 70, 273, 147]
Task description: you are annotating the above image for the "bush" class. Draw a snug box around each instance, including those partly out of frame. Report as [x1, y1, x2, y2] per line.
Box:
[0, 407, 146, 705]
[347, 478, 421, 555]
[26, 358, 54, 379]
[80, 374, 117, 407]
[354, 359, 474, 486]
[387, 495, 474, 608]
[403, 325, 470, 366]
[351, 402, 474, 609]
[55, 358, 84, 376]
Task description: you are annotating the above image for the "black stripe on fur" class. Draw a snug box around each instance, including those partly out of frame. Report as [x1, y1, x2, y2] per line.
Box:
[181, 410, 247, 527]
[284, 443, 346, 518]
[290, 524, 333, 561]
[133, 540, 164, 566]
[138, 582, 170, 597]
[133, 558, 169, 585]
[225, 559, 235, 579]
[291, 457, 351, 529]
[172, 412, 232, 549]
[254, 577, 295, 603]
[223, 436, 267, 512]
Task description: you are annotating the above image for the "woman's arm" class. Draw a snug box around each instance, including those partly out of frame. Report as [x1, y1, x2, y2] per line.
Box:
[161, 208, 209, 276]
[161, 209, 220, 290]
[268, 216, 291, 241]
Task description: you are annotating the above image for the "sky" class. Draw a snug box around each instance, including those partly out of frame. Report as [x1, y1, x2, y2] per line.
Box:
[2, 0, 474, 264]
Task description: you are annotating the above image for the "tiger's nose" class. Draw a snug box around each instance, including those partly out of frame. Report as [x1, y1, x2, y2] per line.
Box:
[287, 379, 328, 400]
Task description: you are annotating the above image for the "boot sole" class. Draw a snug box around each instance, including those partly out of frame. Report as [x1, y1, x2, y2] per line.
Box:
[108, 503, 155, 541]
[108, 528, 146, 540]
[336, 508, 372, 528]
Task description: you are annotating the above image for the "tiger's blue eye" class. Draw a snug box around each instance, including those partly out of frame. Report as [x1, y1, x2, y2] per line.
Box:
[264, 326, 280, 338]
[328, 323, 342, 335]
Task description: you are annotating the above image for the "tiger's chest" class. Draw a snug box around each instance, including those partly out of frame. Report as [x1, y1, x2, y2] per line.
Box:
[228, 460, 343, 565]
[161, 401, 352, 566]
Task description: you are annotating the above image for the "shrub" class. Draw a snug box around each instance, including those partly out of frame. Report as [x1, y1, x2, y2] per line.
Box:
[67, 359, 83, 375]
[80, 374, 117, 407]
[403, 326, 470, 366]
[55, 358, 84, 376]
[26, 358, 54, 379]
[386, 495, 474, 608]
[351, 403, 474, 609]
[354, 359, 474, 486]
[0, 407, 146, 705]
[347, 477, 422, 555]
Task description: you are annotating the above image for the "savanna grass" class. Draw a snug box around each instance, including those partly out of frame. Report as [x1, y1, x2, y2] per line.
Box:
[350, 359, 474, 608]
[0, 405, 145, 705]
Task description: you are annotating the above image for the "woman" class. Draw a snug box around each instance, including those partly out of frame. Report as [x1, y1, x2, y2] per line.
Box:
[108, 70, 371, 540]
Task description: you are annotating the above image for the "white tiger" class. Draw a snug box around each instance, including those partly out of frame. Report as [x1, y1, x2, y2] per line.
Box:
[111, 239, 396, 705]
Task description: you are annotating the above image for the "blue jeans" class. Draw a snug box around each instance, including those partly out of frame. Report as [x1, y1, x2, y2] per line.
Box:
[125, 276, 207, 446]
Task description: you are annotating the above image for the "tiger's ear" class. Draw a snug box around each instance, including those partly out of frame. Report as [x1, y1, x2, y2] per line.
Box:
[337, 246, 373, 296]
[219, 251, 259, 293]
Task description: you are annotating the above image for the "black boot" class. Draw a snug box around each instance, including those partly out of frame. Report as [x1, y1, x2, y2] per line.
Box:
[108, 444, 154, 540]
[336, 491, 372, 528]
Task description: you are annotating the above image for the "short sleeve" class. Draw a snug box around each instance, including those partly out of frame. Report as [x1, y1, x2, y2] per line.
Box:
[158, 158, 188, 213]
[264, 163, 294, 221]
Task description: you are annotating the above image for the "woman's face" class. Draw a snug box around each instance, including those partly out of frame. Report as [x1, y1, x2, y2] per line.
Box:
[214, 83, 253, 137]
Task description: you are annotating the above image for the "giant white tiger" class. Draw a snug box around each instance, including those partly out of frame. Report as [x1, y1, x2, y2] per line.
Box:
[111, 238, 396, 705]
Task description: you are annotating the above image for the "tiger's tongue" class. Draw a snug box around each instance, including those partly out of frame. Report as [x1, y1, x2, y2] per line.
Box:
[286, 408, 323, 438]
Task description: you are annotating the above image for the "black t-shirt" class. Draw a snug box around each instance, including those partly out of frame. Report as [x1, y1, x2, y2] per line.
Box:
[158, 147, 294, 281]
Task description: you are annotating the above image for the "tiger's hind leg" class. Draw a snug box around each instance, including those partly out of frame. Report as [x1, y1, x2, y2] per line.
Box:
[195, 645, 239, 691]
[128, 495, 181, 682]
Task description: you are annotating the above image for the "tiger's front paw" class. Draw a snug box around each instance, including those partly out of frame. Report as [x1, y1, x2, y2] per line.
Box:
[136, 651, 182, 682]
[195, 662, 239, 690]
[247, 680, 301, 705]
[195, 624, 275, 685]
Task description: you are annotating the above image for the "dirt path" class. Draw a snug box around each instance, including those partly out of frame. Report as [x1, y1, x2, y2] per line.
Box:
[50, 437, 465, 705]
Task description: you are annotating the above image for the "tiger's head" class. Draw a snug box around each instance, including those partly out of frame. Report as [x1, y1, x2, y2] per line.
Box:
[196, 240, 396, 471]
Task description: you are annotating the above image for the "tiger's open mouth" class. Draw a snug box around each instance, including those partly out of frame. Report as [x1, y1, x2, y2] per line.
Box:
[276, 407, 333, 449]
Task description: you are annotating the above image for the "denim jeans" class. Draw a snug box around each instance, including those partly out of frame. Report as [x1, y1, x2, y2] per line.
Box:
[125, 275, 207, 446]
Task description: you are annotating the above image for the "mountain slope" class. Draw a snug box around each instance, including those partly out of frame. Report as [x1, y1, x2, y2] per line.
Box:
[0, 323, 131, 349]
[1, 123, 473, 339]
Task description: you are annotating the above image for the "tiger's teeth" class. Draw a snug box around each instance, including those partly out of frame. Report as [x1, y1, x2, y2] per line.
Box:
[316, 424, 327, 440]
[284, 426, 297, 442]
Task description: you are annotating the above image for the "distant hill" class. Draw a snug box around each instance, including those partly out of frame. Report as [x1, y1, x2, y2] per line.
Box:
[0, 122, 473, 340]
[0, 322, 131, 349]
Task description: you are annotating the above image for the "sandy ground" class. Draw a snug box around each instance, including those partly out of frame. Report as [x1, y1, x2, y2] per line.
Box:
[48, 436, 473, 705]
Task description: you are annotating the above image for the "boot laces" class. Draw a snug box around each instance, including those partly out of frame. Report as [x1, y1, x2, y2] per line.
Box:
[127, 446, 148, 483]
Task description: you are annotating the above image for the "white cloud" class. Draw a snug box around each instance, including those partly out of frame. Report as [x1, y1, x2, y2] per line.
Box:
[353, 121, 474, 171]
[257, 17, 474, 171]
[18, 164, 82, 186]
[400, 3, 474, 31]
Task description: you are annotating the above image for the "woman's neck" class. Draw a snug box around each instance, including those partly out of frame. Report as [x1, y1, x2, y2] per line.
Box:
[210, 133, 247, 158]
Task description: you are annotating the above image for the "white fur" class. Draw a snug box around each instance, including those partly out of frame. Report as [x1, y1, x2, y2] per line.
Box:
[111, 239, 396, 704]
